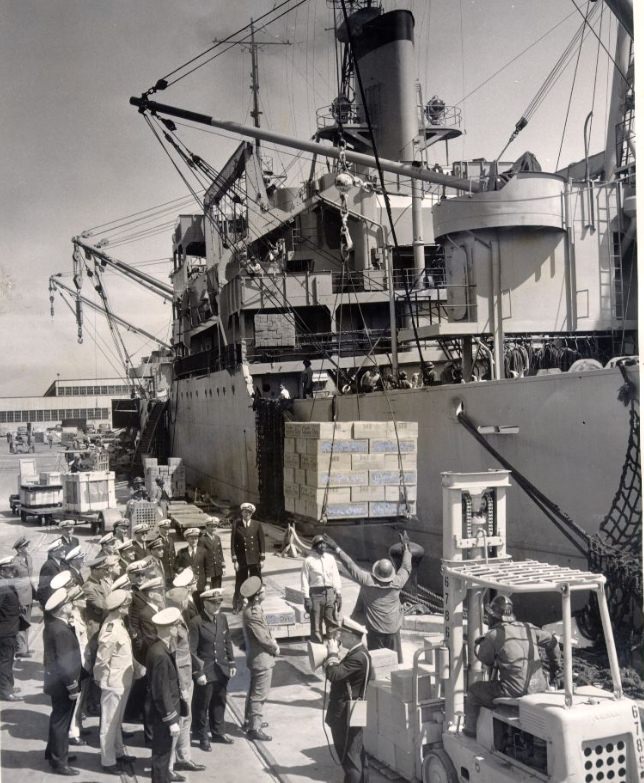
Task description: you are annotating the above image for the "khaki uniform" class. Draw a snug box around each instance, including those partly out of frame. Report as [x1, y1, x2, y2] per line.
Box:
[94, 615, 133, 767]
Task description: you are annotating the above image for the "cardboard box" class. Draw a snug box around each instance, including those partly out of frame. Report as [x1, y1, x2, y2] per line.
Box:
[351, 485, 385, 502]
[369, 470, 417, 485]
[325, 502, 368, 519]
[283, 452, 300, 468]
[307, 470, 369, 487]
[284, 586, 305, 605]
[369, 439, 417, 454]
[295, 438, 309, 455]
[390, 668, 434, 703]
[351, 453, 386, 470]
[284, 421, 353, 439]
[369, 648, 399, 677]
[283, 467, 295, 484]
[352, 421, 390, 439]
[299, 453, 352, 471]
[383, 453, 417, 469]
[283, 481, 299, 498]
[385, 485, 417, 502]
[369, 501, 416, 517]
[308, 439, 369, 455]
[299, 486, 351, 504]
[284, 495, 296, 513]
[283, 437, 296, 453]
[294, 468, 307, 486]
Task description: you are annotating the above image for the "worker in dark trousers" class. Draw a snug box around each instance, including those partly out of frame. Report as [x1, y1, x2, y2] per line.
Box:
[43, 588, 82, 776]
[175, 528, 211, 594]
[59, 520, 80, 556]
[0, 557, 23, 700]
[325, 532, 411, 662]
[146, 608, 184, 783]
[11, 537, 34, 659]
[157, 519, 176, 586]
[231, 503, 265, 612]
[323, 617, 373, 783]
[463, 594, 561, 738]
[301, 535, 342, 642]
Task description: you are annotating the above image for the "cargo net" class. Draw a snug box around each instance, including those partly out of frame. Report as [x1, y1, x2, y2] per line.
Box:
[255, 399, 286, 519]
[579, 368, 642, 660]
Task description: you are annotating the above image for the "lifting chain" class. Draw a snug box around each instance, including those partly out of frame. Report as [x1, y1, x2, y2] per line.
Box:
[334, 138, 375, 262]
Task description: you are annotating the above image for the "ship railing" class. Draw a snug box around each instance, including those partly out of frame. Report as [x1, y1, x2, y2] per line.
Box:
[174, 344, 243, 380]
[400, 283, 477, 325]
[245, 329, 392, 363]
[316, 104, 362, 130]
[331, 269, 388, 293]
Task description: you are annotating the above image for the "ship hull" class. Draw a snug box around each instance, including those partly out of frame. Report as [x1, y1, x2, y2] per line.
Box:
[170, 366, 636, 606]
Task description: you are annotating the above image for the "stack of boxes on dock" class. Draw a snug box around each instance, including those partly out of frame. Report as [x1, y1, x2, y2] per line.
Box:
[63, 472, 116, 513]
[364, 639, 444, 780]
[283, 421, 418, 520]
[144, 457, 186, 499]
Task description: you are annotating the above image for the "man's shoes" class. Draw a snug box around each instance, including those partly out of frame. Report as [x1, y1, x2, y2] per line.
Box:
[50, 766, 79, 776]
[241, 720, 268, 732]
[168, 773, 186, 782]
[116, 754, 136, 763]
[211, 733, 234, 744]
[68, 737, 86, 746]
[199, 739, 211, 752]
[174, 761, 206, 772]
[247, 729, 272, 742]
[2, 693, 22, 701]
[101, 765, 122, 775]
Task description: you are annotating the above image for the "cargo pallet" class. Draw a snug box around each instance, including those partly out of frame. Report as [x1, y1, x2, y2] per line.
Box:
[19, 504, 63, 525]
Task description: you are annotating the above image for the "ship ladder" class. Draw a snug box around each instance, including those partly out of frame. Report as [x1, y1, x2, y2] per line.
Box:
[132, 400, 167, 468]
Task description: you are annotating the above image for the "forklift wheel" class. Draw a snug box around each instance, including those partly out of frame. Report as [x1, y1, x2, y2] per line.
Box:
[423, 750, 458, 783]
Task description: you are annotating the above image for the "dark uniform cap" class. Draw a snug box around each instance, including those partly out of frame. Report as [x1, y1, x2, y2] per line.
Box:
[148, 537, 164, 550]
[240, 576, 262, 599]
[133, 477, 145, 486]
[113, 518, 129, 528]
[12, 536, 29, 550]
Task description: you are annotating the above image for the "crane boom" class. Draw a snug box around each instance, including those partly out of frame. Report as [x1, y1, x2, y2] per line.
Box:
[49, 275, 172, 350]
[73, 237, 174, 300]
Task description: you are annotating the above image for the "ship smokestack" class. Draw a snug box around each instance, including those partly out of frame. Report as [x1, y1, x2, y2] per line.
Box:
[345, 9, 418, 162]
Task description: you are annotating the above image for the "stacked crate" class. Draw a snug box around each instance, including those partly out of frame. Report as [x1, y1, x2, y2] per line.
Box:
[63, 471, 116, 513]
[144, 457, 186, 499]
[364, 661, 444, 780]
[283, 421, 418, 520]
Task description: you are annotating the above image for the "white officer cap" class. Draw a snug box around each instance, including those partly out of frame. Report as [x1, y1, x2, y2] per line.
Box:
[133, 523, 150, 534]
[172, 568, 194, 588]
[47, 538, 66, 552]
[184, 528, 200, 538]
[59, 520, 76, 529]
[126, 558, 150, 574]
[50, 570, 73, 590]
[200, 588, 224, 601]
[139, 576, 164, 592]
[0, 556, 14, 568]
[340, 616, 367, 637]
[99, 532, 115, 545]
[116, 539, 134, 552]
[112, 574, 131, 591]
[158, 518, 172, 529]
[205, 516, 220, 526]
[152, 607, 182, 626]
[64, 546, 83, 562]
[240, 502, 256, 514]
[45, 588, 70, 613]
[105, 589, 130, 612]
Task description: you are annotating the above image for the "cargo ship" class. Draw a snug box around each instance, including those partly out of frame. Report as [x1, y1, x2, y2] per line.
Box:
[89, 1, 640, 603]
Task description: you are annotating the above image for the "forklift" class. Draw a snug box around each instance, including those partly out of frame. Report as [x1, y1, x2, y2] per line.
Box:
[416, 470, 644, 782]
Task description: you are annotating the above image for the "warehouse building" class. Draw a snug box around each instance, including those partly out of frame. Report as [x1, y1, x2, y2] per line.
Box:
[0, 377, 133, 430]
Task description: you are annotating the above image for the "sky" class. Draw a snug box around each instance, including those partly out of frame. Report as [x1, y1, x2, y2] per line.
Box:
[0, 0, 634, 396]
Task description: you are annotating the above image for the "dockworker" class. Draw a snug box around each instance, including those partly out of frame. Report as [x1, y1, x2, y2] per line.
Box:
[200, 517, 225, 589]
[324, 532, 411, 662]
[147, 537, 167, 584]
[0, 557, 22, 700]
[59, 520, 80, 556]
[175, 529, 210, 593]
[189, 588, 236, 751]
[323, 617, 373, 783]
[301, 534, 342, 643]
[240, 576, 278, 741]
[43, 588, 82, 776]
[231, 503, 265, 612]
[117, 539, 137, 575]
[129, 476, 149, 502]
[153, 476, 171, 517]
[94, 589, 136, 774]
[37, 539, 67, 609]
[146, 607, 184, 783]
[132, 523, 150, 561]
[300, 358, 314, 398]
[165, 589, 206, 775]
[12, 536, 34, 659]
[112, 518, 131, 545]
[99, 532, 118, 557]
[157, 519, 176, 586]
[463, 594, 562, 738]
[64, 546, 86, 587]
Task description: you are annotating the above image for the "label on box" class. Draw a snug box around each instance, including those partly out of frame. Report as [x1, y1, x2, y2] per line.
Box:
[351, 453, 386, 470]
[369, 439, 417, 454]
[369, 470, 417, 485]
[284, 452, 300, 468]
[299, 453, 352, 471]
[351, 485, 385, 502]
[309, 439, 369, 454]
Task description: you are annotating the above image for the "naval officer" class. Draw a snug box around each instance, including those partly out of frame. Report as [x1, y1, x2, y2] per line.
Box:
[0, 556, 22, 701]
[231, 503, 265, 611]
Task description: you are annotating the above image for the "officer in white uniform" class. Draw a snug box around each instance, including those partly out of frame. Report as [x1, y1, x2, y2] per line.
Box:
[94, 590, 136, 774]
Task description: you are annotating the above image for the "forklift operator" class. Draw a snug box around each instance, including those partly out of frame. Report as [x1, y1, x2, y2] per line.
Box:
[463, 594, 561, 738]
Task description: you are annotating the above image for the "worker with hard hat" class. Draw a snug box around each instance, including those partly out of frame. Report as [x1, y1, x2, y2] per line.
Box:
[324, 531, 412, 663]
[43, 588, 82, 776]
[189, 587, 236, 751]
[323, 617, 373, 783]
[231, 502, 265, 612]
[301, 534, 342, 642]
[240, 576, 279, 741]
[463, 593, 562, 738]
[146, 607, 184, 783]
[94, 590, 136, 774]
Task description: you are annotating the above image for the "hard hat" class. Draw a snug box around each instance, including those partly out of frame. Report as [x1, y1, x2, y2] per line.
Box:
[133, 477, 145, 486]
[486, 594, 514, 620]
[311, 535, 326, 548]
[371, 558, 395, 583]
